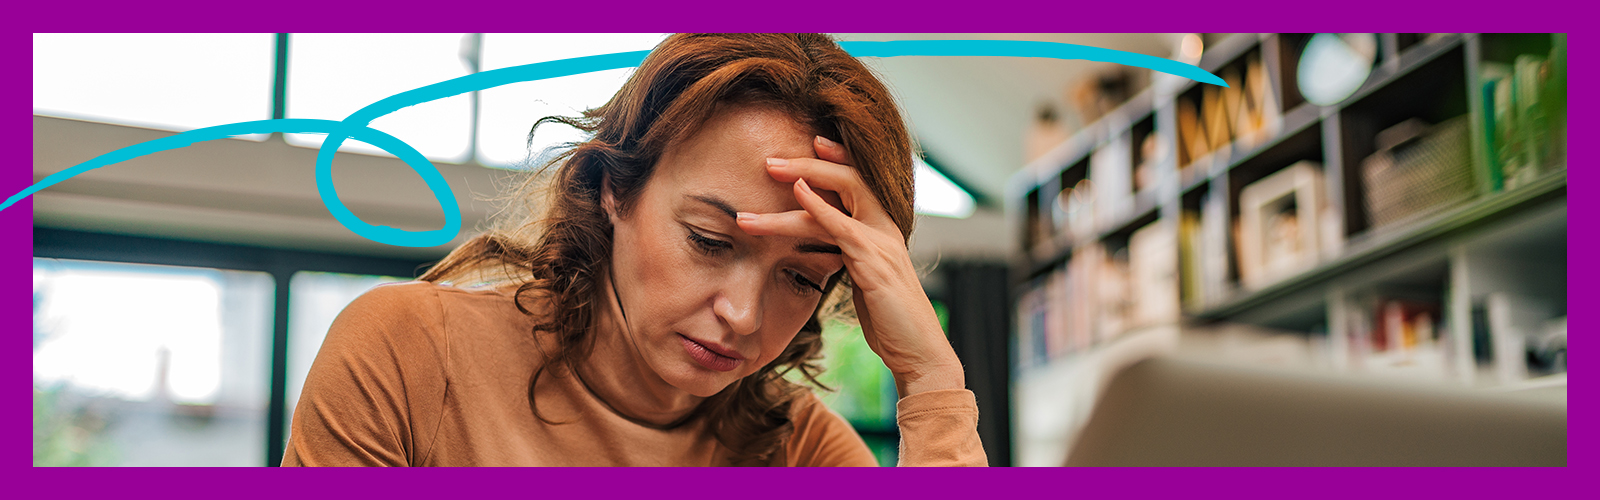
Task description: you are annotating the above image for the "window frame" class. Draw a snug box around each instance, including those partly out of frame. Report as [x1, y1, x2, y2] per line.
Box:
[33, 227, 435, 466]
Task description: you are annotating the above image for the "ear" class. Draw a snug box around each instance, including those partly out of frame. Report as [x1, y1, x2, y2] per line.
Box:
[600, 173, 620, 225]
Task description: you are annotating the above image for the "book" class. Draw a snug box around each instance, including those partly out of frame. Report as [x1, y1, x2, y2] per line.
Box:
[1096, 246, 1130, 342]
[1014, 279, 1043, 369]
[1178, 212, 1203, 311]
[1046, 265, 1070, 359]
[1479, 62, 1512, 192]
[1199, 191, 1229, 304]
[1090, 135, 1133, 231]
[1344, 296, 1449, 381]
[1070, 243, 1102, 349]
[1130, 220, 1179, 327]
[1510, 54, 1547, 188]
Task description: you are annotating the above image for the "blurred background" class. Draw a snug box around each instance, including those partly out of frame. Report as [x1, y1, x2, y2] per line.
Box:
[32, 33, 1566, 466]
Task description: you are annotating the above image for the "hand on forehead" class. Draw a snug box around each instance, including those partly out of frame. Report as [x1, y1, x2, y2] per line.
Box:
[661, 104, 849, 217]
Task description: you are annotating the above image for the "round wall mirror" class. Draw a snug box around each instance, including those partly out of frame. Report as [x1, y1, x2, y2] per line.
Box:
[1298, 33, 1378, 106]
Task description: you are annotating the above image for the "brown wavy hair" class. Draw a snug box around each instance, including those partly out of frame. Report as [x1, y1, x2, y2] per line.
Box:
[420, 33, 916, 465]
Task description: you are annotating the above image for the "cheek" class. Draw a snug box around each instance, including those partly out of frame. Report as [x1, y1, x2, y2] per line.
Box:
[614, 217, 709, 330]
[754, 295, 821, 366]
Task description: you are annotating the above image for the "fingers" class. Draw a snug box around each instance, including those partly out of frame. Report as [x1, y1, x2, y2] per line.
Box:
[735, 209, 835, 244]
[766, 158, 886, 226]
[814, 135, 850, 165]
[791, 177, 870, 253]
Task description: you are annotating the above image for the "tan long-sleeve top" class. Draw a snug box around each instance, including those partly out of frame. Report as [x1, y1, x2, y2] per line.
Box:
[281, 281, 986, 467]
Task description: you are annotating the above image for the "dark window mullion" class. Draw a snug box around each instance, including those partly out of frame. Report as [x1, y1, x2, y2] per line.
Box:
[272, 33, 288, 123]
[266, 269, 292, 466]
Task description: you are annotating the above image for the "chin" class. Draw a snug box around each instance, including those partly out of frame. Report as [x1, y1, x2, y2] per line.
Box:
[668, 367, 740, 398]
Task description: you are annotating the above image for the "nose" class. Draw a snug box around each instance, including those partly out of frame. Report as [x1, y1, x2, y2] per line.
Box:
[713, 276, 763, 336]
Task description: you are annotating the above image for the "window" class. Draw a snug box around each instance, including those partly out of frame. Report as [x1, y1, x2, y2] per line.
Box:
[915, 157, 977, 219]
[285, 33, 474, 162]
[475, 33, 669, 169]
[33, 258, 274, 466]
[32, 33, 274, 140]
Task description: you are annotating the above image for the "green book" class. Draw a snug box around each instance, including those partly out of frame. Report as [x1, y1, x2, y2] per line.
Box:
[1481, 62, 1512, 192]
[1510, 55, 1546, 189]
[1480, 63, 1510, 192]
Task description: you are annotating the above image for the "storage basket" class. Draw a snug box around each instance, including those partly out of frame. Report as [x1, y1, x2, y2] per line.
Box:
[1361, 116, 1476, 230]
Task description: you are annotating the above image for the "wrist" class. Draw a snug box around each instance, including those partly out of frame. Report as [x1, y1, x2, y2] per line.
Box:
[893, 362, 966, 397]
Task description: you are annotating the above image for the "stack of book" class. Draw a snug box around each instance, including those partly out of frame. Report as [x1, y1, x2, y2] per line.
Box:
[1014, 221, 1181, 370]
[1481, 47, 1564, 192]
[1342, 295, 1450, 381]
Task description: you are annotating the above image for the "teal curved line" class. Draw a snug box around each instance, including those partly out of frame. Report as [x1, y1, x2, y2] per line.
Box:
[8, 40, 1223, 248]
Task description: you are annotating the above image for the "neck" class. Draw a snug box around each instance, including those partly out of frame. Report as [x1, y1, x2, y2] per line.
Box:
[574, 273, 705, 428]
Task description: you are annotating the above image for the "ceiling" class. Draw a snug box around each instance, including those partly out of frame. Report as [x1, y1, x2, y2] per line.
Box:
[832, 33, 1182, 205]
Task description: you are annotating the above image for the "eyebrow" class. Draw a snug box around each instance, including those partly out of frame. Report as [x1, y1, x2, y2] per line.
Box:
[796, 243, 842, 255]
[688, 194, 738, 219]
[686, 194, 843, 255]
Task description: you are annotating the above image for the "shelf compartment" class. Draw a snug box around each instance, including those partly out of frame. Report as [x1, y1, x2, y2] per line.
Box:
[1266, 33, 1311, 111]
[1337, 41, 1471, 238]
[1196, 170, 1562, 322]
[1477, 33, 1554, 67]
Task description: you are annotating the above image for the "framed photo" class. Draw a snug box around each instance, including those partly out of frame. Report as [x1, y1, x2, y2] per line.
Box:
[1237, 161, 1325, 290]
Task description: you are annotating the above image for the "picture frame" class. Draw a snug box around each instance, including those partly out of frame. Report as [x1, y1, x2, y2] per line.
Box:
[1237, 161, 1325, 290]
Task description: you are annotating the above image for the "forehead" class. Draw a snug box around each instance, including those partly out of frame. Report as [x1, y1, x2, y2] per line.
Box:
[655, 104, 815, 213]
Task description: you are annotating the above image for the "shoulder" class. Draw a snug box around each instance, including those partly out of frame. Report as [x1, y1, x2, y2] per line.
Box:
[318, 281, 453, 371]
[336, 280, 531, 336]
[336, 280, 446, 325]
[289, 281, 456, 466]
[782, 388, 879, 466]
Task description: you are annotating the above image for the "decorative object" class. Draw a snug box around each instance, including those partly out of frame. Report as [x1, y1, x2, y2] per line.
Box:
[1237, 161, 1326, 290]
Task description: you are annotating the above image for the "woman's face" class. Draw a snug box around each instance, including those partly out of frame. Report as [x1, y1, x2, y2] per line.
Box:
[604, 104, 845, 398]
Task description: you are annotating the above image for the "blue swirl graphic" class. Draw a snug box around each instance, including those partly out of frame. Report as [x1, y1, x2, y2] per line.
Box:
[9, 41, 1221, 248]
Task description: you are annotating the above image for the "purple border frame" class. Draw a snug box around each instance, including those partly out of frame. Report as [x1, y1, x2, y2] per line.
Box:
[9, 0, 1584, 496]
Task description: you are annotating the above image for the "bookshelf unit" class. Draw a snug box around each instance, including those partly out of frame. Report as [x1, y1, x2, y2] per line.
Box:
[1007, 33, 1566, 466]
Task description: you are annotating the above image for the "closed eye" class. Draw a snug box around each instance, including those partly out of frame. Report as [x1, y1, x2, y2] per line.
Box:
[787, 270, 824, 295]
[687, 227, 732, 255]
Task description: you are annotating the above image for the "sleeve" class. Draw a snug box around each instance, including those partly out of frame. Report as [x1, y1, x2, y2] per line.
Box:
[280, 282, 450, 467]
[784, 392, 882, 467]
[894, 389, 987, 467]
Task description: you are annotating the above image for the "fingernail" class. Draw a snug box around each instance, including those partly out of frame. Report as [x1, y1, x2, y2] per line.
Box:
[796, 177, 813, 193]
[736, 212, 759, 222]
[815, 136, 839, 148]
[766, 158, 788, 168]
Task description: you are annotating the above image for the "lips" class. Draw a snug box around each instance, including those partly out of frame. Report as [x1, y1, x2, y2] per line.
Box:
[678, 334, 743, 372]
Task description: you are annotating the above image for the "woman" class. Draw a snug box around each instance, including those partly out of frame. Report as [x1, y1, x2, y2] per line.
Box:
[282, 33, 985, 466]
